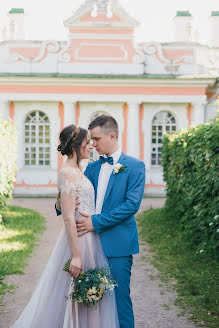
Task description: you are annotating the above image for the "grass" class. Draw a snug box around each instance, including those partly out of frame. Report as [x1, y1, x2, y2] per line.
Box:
[137, 208, 219, 328]
[0, 205, 45, 302]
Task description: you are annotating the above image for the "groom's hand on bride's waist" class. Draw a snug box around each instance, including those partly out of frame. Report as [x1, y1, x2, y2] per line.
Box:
[76, 213, 94, 237]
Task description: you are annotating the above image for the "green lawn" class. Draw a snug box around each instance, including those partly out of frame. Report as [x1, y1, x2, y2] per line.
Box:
[137, 208, 219, 328]
[0, 205, 45, 302]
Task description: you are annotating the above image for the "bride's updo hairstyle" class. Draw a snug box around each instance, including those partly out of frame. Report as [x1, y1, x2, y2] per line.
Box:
[57, 125, 87, 165]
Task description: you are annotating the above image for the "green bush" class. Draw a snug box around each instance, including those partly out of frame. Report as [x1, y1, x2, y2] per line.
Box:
[0, 119, 17, 208]
[162, 119, 219, 258]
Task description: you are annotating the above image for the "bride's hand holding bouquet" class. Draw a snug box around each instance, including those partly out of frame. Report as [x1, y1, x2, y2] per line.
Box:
[69, 256, 82, 279]
[64, 260, 117, 310]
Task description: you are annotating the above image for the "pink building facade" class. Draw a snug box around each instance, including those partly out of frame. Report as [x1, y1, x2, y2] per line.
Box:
[0, 1, 218, 196]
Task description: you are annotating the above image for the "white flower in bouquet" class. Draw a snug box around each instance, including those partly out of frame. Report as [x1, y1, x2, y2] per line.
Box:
[63, 263, 118, 310]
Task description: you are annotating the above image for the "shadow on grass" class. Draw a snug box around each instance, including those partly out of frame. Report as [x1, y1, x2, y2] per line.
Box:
[0, 205, 45, 302]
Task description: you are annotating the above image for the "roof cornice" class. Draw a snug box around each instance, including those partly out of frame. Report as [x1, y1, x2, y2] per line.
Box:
[0, 73, 216, 88]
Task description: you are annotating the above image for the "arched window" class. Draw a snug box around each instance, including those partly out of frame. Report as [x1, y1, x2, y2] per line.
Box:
[151, 111, 176, 166]
[24, 111, 50, 167]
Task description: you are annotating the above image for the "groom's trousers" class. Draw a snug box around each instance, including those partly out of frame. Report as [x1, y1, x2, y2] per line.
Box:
[107, 256, 134, 328]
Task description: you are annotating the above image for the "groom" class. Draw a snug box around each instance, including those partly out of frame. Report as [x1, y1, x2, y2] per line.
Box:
[56, 115, 145, 328]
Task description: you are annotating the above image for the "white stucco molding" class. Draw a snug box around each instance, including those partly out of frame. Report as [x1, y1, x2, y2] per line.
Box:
[58, 39, 71, 63]
[4, 93, 207, 104]
[140, 42, 194, 65]
[0, 76, 214, 87]
[58, 62, 143, 74]
[9, 41, 60, 63]
[68, 33, 133, 40]
[133, 49, 145, 64]
[63, 0, 139, 28]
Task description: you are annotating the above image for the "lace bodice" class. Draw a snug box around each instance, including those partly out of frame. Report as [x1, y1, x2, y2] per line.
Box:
[58, 168, 95, 220]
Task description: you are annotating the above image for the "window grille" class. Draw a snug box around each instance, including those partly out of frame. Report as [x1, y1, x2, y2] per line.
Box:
[24, 111, 50, 167]
[151, 111, 176, 166]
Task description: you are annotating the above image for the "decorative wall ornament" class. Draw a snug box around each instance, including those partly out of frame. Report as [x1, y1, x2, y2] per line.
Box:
[205, 52, 219, 76]
[58, 39, 71, 63]
[135, 42, 195, 74]
[64, 0, 138, 28]
[139, 42, 193, 65]
[165, 64, 180, 74]
[10, 41, 60, 63]
[133, 49, 145, 64]
[91, 0, 112, 17]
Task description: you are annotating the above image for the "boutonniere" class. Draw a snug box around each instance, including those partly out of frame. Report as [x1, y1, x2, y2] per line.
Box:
[113, 163, 127, 174]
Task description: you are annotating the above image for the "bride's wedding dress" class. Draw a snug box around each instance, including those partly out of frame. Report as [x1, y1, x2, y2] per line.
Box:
[12, 172, 119, 328]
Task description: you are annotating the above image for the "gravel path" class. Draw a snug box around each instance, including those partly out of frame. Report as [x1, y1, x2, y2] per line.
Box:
[0, 198, 202, 328]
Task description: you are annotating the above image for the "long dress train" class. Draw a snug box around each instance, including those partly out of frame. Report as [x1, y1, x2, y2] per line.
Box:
[12, 172, 119, 328]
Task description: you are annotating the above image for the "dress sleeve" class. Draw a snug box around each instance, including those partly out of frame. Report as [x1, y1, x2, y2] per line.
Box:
[58, 169, 81, 257]
[58, 169, 80, 224]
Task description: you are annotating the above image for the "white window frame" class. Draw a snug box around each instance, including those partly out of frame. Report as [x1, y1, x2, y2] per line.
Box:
[151, 111, 177, 167]
[24, 111, 51, 168]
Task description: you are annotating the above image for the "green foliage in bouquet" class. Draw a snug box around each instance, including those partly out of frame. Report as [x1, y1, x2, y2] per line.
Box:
[63, 259, 71, 272]
[0, 119, 17, 209]
[63, 260, 117, 309]
[162, 118, 219, 258]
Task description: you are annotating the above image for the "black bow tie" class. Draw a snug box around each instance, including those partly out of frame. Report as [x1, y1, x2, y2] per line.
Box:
[99, 156, 114, 165]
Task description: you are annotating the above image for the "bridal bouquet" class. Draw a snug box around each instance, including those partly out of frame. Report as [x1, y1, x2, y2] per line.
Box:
[63, 260, 117, 309]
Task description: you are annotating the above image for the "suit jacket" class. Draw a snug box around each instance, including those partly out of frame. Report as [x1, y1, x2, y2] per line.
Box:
[84, 152, 145, 257]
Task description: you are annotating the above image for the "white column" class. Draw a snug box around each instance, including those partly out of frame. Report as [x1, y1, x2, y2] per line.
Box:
[0, 100, 9, 120]
[63, 102, 76, 127]
[127, 102, 140, 158]
[192, 102, 206, 126]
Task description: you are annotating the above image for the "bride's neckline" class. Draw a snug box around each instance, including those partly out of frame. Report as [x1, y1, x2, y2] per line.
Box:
[60, 165, 84, 180]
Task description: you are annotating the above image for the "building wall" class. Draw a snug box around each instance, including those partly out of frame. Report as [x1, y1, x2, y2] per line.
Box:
[0, 2, 218, 196]
[12, 101, 61, 195]
[206, 103, 219, 121]
[0, 93, 218, 196]
[142, 103, 188, 195]
[78, 102, 124, 148]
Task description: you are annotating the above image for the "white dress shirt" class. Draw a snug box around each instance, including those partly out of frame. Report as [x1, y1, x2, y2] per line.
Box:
[96, 148, 122, 214]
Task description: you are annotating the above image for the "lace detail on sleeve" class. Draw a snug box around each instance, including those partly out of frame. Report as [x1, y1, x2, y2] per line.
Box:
[59, 179, 77, 196]
[58, 167, 81, 195]
[58, 168, 82, 217]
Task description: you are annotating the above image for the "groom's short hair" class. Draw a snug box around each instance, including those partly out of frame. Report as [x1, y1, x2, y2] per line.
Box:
[88, 115, 119, 138]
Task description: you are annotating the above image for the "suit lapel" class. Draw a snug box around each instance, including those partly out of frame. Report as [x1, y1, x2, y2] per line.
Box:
[102, 152, 127, 207]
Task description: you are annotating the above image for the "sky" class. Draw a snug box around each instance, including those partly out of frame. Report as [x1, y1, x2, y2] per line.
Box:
[0, 0, 218, 44]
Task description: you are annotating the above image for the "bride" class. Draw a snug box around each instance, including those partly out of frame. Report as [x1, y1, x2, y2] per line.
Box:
[12, 124, 119, 328]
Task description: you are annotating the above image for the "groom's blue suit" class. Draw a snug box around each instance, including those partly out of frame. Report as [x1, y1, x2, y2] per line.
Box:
[56, 152, 145, 327]
[85, 152, 145, 327]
